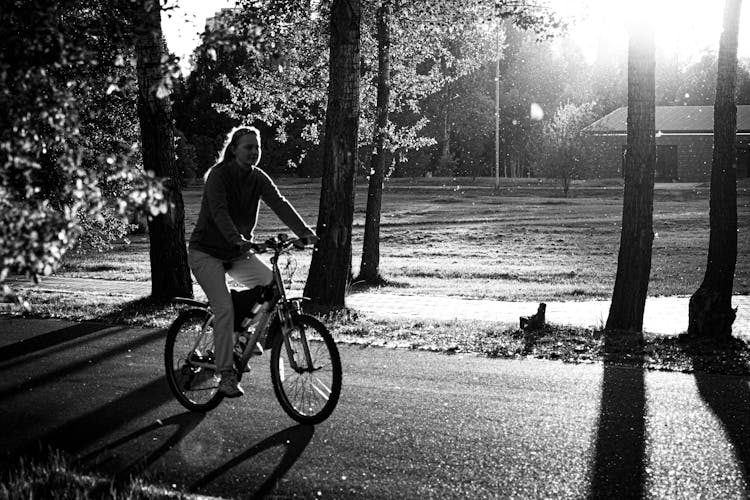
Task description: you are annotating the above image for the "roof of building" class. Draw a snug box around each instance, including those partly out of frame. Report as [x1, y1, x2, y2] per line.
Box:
[584, 105, 750, 134]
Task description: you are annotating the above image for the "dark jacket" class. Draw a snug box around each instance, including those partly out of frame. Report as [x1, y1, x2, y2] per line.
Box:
[189, 162, 313, 260]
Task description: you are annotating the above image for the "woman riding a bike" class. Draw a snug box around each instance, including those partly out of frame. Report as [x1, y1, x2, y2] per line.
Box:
[188, 125, 317, 398]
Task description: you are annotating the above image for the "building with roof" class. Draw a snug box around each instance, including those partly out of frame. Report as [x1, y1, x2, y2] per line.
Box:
[583, 105, 750, 181]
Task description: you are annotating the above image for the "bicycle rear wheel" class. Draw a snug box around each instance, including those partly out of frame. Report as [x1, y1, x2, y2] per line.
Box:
[270, 314, 342, 425]
[165, 308, 224, 412]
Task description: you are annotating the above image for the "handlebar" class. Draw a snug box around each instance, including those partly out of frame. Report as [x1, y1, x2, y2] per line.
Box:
[246, 234, 315, 254]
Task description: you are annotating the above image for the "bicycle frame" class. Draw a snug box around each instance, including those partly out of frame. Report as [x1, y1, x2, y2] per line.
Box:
[233, 242, 314, 373]
[176, 237, 316, 375]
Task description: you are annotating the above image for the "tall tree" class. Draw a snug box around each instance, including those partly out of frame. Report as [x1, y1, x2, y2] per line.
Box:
[303, 0, 361, 309]
[688, 0, 742, 338]
[605, 16, 656, 332]
[359, 1, 391, 284]
[132, 0, 192, 300]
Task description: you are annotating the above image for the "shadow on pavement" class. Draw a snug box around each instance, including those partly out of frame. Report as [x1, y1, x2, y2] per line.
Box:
[16, 377, 173, 460]
[589, 332, 646, 499]
[0, 322, 115, 363]
[0, 328, 165, 401]
[685, 339, 750, 492]
[77, 411, 205, 483]
[189, 424, 315, 499]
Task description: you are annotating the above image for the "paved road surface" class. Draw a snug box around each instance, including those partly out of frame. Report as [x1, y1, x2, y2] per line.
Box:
[1, 317, 749, 498]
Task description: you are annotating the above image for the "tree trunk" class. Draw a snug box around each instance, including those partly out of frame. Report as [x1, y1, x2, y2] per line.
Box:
[605, 18, 655, 332]
[303, 0, 360, 310]
[358, 3, 390, 284]
[437, 84, 452, 171]
[688, 0, 741, 338]
[133, 0, 192, 301]
[431, 55, 452, 175]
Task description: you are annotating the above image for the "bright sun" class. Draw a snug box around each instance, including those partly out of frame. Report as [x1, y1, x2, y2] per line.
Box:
[552, 0, 750, 65]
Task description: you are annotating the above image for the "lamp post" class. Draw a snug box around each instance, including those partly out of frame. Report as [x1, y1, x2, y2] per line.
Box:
[494, 20, 501, 190]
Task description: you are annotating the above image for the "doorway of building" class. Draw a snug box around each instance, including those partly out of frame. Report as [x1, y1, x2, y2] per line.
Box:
[656, 145, 678, 181]
[737, 147, 750, 179]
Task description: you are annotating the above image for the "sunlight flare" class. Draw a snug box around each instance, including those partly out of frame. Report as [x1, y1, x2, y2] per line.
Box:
[552, 0, 748, 65]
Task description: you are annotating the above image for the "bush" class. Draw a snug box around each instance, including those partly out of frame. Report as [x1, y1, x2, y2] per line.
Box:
[533, 102, 598, 196]
[74, 207, 137, 253]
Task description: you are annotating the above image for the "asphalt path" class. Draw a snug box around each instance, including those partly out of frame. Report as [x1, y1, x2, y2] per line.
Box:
[1, 317, 749, 499]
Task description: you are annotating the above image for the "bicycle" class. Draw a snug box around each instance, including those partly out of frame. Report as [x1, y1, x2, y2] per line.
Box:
[165, 234, 342, 425]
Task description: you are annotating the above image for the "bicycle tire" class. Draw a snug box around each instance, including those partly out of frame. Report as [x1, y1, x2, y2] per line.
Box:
[269, 314, 342, 424]
[165, 308, 224, 412]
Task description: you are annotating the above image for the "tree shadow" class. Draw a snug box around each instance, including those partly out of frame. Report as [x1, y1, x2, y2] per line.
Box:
[94, 296, 182, 325]
[16, 376, 173, 460]
[589, 331, 646, 499]
[188, 425, 315, 499]
[76, 411, 205, 484]
[0, 293, 184, 366]
[682, 336, 750, 494]
[0, 328, 165, 401]
[0, 321, 115, 363]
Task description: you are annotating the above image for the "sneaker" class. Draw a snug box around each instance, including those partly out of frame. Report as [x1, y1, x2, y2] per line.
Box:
[218, 371, 244, 398]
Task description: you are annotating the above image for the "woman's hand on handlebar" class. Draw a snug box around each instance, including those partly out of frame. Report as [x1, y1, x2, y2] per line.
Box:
[238, 234, 316, 253]
[237, 238, 265, 253]
[236, 238, 253, 253]
[294, 234, 319, 249]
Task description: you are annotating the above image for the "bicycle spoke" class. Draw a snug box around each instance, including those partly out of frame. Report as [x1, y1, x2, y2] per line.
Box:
[310, 376, 332, 400]
[166, 310, 221, 410]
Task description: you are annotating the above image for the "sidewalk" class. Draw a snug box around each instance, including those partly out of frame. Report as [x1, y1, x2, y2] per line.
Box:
[348, 293, 750, 338]
[4, 275, 749, 337]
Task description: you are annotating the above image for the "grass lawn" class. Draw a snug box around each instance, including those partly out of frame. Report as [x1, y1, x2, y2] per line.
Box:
[13, 175, 749, 373]
[58, 176, 750, 300]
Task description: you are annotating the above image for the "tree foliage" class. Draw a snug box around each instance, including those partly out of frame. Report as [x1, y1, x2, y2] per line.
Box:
[214, 2, 330, 169]
[172, 43, 242, 177]
[215, 0, 511, 175]
[1, 0, 169, 292]
[410, 20, 588, 178]
[534, 102, 596, 195]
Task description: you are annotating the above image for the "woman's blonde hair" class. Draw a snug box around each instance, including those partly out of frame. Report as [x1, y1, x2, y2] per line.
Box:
[204, 126, 261, 181]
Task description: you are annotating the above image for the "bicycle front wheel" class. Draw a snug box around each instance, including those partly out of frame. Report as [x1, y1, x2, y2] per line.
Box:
[165, 308, 224, 412]
[270, 314, 342, 424]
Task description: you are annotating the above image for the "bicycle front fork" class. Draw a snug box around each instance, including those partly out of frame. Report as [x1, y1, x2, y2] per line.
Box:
[279, 304, 315, 373]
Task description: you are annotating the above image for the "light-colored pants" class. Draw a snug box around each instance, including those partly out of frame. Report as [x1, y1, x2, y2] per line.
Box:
[188, 248, 273, 373]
